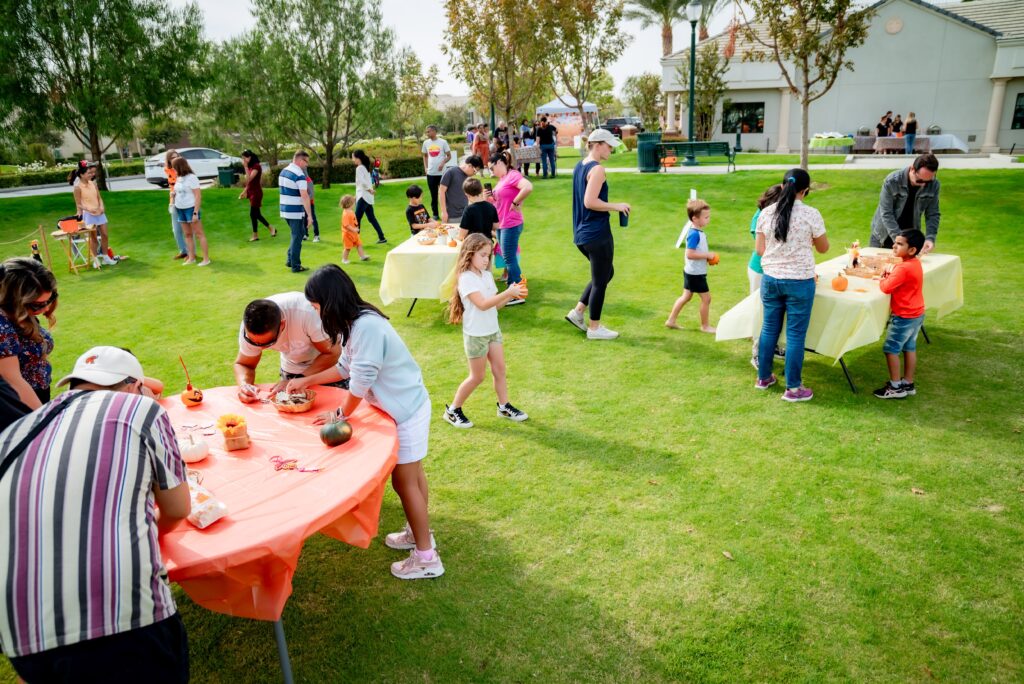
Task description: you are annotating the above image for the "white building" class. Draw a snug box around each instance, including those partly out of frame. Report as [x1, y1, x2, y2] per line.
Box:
[660, 0, 1024, 153]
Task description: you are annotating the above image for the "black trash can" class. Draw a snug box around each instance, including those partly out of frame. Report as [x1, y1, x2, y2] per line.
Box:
[638, 141, 661, 173]
[218, 167, 236, 187]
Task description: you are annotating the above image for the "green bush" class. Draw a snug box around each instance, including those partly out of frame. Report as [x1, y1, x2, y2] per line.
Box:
[266, 159, 356, 186]
[622, 135, 638, 151]
[0, 161, 145, 188]
[107, 162, 145, 177]
[25, 143, 55, 166]
[384, 156, 424, 180]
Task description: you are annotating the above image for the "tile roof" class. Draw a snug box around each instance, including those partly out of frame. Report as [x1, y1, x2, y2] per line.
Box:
[935, 0, 1024, 40]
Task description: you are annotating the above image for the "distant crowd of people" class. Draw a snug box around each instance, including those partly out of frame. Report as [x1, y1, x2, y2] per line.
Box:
[875, 110, 919, 155]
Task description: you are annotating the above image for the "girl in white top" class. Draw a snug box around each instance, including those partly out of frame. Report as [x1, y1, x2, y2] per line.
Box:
[443, 234, 528, 428]
[170, 156, 210, 266]
[351, 150, 387, 243]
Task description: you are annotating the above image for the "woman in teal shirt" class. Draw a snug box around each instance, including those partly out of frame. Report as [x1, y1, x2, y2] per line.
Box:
[748, 184, 783, 368]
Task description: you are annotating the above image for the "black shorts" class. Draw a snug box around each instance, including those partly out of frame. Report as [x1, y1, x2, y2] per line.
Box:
[10, 613, 189, 684]
[684, 273, 709, 293]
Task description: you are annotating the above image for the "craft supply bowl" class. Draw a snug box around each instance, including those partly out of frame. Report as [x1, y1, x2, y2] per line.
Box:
[270, 389, 317, 414]
[417, 236, 437, 246]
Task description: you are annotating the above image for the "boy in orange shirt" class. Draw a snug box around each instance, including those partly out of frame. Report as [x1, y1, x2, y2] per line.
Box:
[874, 229, 925, 399]
[339, 195, 369, 264]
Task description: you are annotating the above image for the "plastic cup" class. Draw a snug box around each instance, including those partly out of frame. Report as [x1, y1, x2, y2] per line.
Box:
[619, 211, 629, 228]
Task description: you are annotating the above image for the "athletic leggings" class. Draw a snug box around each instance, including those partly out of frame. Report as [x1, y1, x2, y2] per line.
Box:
[250, 205, 271, 234]
[577, 236, 615, 321]
[355, 198, 386, 241]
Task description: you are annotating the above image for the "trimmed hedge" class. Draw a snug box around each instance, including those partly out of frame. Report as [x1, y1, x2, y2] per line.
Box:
[384, 156, 424, 180]
[0, 162, 146, 189]
[266, 159, 357, 186]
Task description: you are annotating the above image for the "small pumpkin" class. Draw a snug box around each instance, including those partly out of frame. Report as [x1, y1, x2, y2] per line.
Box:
[708, 253, 720, 266]
[181, 385, 203, 407]
[178, 433, 210, 464]
[832, 272, 848, 292]
[320, 417, 353, 447]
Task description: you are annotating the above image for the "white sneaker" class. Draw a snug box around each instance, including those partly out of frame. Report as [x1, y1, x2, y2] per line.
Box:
[197, 260, 211, 267]
[312, 236, 321, 243]
[587, 325, 619, 340]
[505, 298, 526, 306]
[385, 523, 436, 550]
[565, 308, 587, 332]
[390, 549, 444, 580]
[341, 259, 350, 264]
[100, 254, 117, 265]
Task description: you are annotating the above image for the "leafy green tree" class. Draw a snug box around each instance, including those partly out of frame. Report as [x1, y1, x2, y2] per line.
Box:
[549, 0, 631, 123]
[204, 32, 292, 166]
[391, 49, 439, 149]
[742, 0, 873, 168]
[140, 118, 187, 150]
[0, 0, 207, 189]
[444, 0, 553, 130]
[439, 104, 471, 135]
[623, 73, 664, 129]
[254, 0, 396, 188]
[676, 43, 728, 141]
[589, 70, 618, 116]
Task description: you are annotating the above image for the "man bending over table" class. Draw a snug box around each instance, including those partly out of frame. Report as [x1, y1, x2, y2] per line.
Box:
[234, 292, 341, 402]
[869, 153, 940, 254]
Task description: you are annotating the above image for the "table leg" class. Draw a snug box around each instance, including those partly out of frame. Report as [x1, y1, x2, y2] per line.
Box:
[920, 325, 931, 344]
[274, 619, 295, 684]
[839, 357, 857, 394]
[406, 298, 418, 317]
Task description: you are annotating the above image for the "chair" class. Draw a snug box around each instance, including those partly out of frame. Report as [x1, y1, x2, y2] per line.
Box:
[51, 215, 97, 274]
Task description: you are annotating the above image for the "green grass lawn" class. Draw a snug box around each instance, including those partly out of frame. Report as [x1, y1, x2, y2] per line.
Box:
[1, 170, 1022, 682]
[556, 148, 846, 170]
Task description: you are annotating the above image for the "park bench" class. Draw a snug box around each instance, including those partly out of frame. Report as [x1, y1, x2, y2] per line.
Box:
[656, 141, 736, 172]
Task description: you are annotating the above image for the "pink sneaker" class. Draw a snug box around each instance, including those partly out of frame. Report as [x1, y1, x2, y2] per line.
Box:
[384, 524, 436, 550]
[782, 387, 814, 402]
[390, 550, 445, 580]
[755, 374, 777, 390]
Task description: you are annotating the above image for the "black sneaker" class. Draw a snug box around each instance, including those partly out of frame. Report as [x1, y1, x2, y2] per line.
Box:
[873, 382, 907, 399]
[505, 298, 526, 306]
[376, 238, 388, 244]
[900, 381, 916, 396]
[497, 402, 529, 422]
[444, 404, 473, 428]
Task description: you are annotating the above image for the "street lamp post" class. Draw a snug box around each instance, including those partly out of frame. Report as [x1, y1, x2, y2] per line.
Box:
[684, 0, 702, 166]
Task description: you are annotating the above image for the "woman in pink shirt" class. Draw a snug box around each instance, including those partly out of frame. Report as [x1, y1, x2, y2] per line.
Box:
[486, 150, 532, 304]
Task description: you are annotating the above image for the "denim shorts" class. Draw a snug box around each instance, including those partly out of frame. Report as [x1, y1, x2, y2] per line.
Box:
[883, 314, 925, 354]
[464, 331, 503, 358]
[83, 212, 108, 226]
[175, 207, 200, 222]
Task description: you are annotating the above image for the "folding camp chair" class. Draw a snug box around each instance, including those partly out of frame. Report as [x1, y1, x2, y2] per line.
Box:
[51, 215, 98, 274]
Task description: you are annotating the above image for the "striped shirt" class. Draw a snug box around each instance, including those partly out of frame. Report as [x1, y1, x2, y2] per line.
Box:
[278, 163, 308, 219]
[0, 390, 186, 657]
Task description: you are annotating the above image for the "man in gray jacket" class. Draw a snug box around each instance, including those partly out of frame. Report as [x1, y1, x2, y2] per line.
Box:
[870, 153, 940, 254]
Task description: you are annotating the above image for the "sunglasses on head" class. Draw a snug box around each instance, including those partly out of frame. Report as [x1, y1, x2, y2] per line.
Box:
[26, 292, 57, 313]
[243, 328, 280, 347]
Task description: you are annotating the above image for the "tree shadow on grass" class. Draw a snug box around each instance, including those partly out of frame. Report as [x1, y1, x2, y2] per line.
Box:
[178, 514, 673, 684]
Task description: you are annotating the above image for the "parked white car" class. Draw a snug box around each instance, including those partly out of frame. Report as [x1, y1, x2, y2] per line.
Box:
[144, 148, 242, 187]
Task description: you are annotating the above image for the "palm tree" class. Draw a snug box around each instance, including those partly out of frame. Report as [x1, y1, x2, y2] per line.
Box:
[624, 0, 727, 55]
[624, 0, 687, 57]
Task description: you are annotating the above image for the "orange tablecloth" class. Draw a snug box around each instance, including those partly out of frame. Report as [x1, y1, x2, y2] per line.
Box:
[159, 386, 397, 621]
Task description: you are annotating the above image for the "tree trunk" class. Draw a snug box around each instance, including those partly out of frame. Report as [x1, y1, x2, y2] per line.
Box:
[323, 139, 334, 190]
[89, 126, 108, 191]
[800, 98, 809, 171]
[699, 25, 709, 41]
[662, 23, 673, 57]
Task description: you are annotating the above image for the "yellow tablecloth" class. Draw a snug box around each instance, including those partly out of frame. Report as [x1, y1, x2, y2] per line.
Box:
[378, 233, 459, 305]
[716, 248, 963, 360]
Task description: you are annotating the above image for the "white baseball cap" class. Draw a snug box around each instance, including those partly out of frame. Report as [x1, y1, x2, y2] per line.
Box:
[587, 128, 617, 145]
[56, 346, 145, 388]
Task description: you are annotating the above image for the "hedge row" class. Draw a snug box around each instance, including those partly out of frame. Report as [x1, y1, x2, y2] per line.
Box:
[0, 162, 146, 189]
[263, 156, 424, 187]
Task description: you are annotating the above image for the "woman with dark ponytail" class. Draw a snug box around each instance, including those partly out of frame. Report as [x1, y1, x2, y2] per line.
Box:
[753, 168, 830, 402]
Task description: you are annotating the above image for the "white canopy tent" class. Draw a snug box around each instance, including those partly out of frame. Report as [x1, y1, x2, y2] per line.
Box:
[535, 97, 599, 146]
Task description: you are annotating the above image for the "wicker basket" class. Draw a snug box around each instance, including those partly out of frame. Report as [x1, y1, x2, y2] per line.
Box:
[271, 389, 317, 414]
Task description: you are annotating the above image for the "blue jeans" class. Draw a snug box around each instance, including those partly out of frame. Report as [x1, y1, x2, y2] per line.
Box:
[499, 224, 523, 285]
[169, 204, 186, 254]
[758, 274, 816, 389]
[540, 144, 557, 177]
[904, 134, 916, 155]
[286, 217, 305, 270]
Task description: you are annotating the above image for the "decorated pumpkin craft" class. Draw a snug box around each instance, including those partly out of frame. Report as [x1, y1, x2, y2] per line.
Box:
[832, 272, 848, 292]
[178, 355, 203, 407]
[708, 254, 720, 266]
[320, 415, 353, 447]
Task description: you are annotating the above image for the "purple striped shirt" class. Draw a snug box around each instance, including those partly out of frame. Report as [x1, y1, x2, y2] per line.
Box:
[0, 390, 186, 657]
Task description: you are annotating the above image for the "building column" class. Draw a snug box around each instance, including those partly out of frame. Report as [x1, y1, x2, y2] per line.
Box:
[775, 87, 792, 154]
[982, 78, 1010, 153]
[678, 94, 686, 135]
[666, 92, 676, 132]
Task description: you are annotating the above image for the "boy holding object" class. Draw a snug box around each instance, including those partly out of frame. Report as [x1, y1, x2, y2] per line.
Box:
[666, 199, 717, 333]
[874, 229, 926, 399]
[339, 195, 369, 264]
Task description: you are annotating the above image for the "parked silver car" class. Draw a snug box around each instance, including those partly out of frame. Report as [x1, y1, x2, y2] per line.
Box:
[144, 147, 241, 187]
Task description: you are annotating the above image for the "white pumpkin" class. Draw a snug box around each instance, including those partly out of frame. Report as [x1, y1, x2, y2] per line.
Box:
[178, 434, 210, 464]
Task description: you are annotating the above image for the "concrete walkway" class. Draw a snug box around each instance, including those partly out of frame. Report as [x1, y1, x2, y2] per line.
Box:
[605, 154, 1022, 175]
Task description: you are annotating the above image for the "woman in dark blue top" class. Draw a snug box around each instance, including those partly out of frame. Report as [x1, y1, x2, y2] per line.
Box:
[566, 129, 630, 340]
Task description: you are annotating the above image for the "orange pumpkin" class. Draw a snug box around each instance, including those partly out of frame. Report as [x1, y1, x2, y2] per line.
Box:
[831, 272, 848, 292]
[181, 384, 204, 407]
[708, 254, 720, 266]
